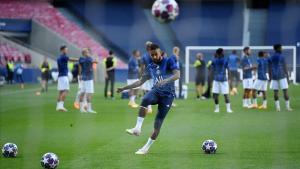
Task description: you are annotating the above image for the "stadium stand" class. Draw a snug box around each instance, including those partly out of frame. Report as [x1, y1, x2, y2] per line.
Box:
[0, 0, 126, 68]
[0, 42, 31, 63]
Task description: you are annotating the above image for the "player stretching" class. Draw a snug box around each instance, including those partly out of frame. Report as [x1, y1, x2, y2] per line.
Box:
[241, 47, 256, 108]
[56, 46, 78, 112]
[117, 44, 180, 155]
[250, 51, 269, 109]
[78, 48, 98, 113]
[211, 48, 233, 113]
[140, 41, 154, 113]
[269, 44, 292, 111]
[127, 50, 141, 108]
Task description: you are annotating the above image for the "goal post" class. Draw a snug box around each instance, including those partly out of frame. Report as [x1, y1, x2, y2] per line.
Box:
[185, 46, 297, 84]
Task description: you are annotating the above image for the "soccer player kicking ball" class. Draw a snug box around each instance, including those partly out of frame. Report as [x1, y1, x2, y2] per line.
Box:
[56, 45, 78, 112]
[269, 44, 292, 112]
[250, 51, 269, 109]
[117, 43, 180, 155]
[78, 48, 98, 113]
[211, 48, 233, 113]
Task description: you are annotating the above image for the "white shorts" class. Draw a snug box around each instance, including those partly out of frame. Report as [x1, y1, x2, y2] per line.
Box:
[142, 79, 153, 91]
[127, 79, 139, 89]
[270, 78, 288, 90]
[57, 76, 70, 91]
[80, 80, 94, 93]
[243, 78, 253, 89]
[212, 81, 229, 94]
[253, 79, 268, 91]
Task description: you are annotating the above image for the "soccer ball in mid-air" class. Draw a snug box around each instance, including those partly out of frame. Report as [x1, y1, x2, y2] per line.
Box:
[202, 140, 217, 154]
[151, 0, 179, 23]
[41, 152, 59, 169]
[2, 143, 18, 157]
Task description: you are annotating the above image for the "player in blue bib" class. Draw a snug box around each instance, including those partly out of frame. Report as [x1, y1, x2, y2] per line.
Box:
[117, 43, 180, 155]
[140, 41, 154, 113]
[211, 48, 233, 113]
[228, 50, 240, 95]
[56, 45, 78, 112]
[251, 51, 269, 109]
[127, 50, 141, 108]
[269, 44, 292, 111]
[78, 48, 98, 113]
[241, 47, 256, 108]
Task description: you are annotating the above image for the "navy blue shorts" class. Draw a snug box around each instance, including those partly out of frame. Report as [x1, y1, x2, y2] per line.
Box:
[141, 89, 174, 121]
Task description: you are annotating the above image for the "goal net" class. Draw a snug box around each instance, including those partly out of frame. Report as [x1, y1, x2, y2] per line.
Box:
[185, 46, 297, 84]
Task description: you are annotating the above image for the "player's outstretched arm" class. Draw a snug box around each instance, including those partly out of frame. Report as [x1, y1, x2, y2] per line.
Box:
[117, 74, 149, 93]
[156, 70, 180, 87]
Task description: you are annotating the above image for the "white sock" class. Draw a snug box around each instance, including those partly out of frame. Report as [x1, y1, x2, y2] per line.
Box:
[130, 95, 136, 102]
[148, 105, 152, 110]
[247, 99, 251, 105]
[135, 117, 144, 131]
[275, 100, 280, 109]
[142, 138, 155, 150]
[226, 103, 231, 110]
[263, 100, 267, 107]
[243, 99, 246, 106]
[253, 98, 257, 105]
[215, 104, 219, 110]
[87, 103, 92, 110]
[285, 100, 290, 109]
[59, 101, 64, 108]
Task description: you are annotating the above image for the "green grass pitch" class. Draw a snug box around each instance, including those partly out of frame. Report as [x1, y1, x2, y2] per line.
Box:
[0, 83, 300, 169]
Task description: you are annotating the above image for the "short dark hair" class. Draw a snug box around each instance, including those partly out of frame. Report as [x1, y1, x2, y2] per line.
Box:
[258, 51, 264, 57]
[132, 50, 139, 55]
[216, 48, 224, 56]
[150, 43, 160, 51]
[273, 44, 282, 52]
[60, 45, 67, 51]
[109, 50, 114, 55]
[243, 46, 250, 53]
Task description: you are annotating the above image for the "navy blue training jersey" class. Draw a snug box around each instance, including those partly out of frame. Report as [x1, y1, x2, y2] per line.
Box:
[211, 57, 228, 82]
[57, 54, 69, 77]
[143, 57, 179, 96]
[128, 56, 139, 79]
[241, 56, 252, 79]
[79, 56, 94, 81]
[270, 52, 287, 80]
[228, 54, 239, 71]
[141, 53, 152, 66]
[257, 57, 269, 80]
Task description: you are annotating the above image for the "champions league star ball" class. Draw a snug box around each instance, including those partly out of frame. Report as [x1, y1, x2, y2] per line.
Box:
[202, 140, 217, 154]
[151, 0, 179, 23]
[41, 152, 59, 169]
[2, 143, 18, 157]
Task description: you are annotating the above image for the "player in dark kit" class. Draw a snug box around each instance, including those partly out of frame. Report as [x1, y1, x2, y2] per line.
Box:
[269, 44, 292, 111]
[117, 43, 180, 155]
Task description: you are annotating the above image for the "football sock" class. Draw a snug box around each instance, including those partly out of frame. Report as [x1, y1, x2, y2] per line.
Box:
[142, 138, 155, 150]
[135, 117, 144, 130]
[275, 100, 280, 109]
[130, 95, 136, 103]
[87, 103, 92, 110]
[226, 103, 231, 110]
[243, 99, 246, 106]
[215, 104, 219, 110]
[285, 100, 290, 109]
[263, 100, 267, 107]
